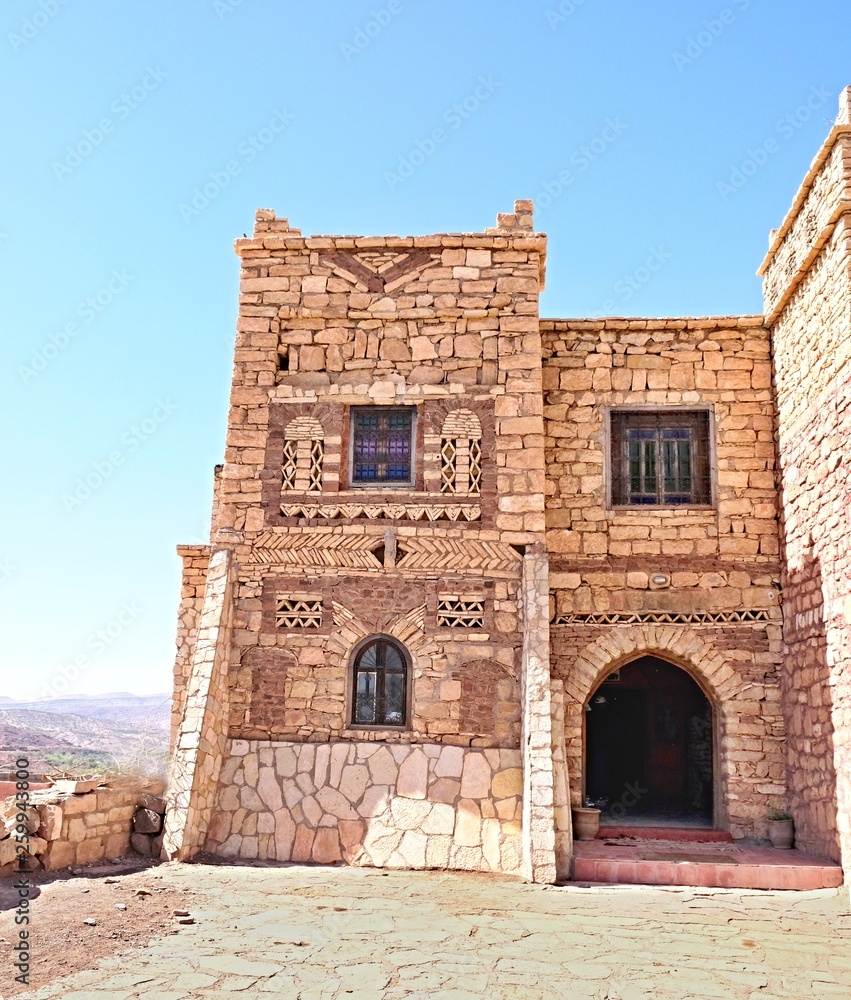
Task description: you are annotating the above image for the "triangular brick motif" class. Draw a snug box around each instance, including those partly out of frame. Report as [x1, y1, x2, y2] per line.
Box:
[320, 248, 436, 292]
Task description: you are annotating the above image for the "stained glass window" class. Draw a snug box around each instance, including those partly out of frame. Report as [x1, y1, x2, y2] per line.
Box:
[352, 407, 414, 485]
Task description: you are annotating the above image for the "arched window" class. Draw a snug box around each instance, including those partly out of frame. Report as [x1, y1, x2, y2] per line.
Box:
[439, 409, 482, 495]
[281, 416, 324, 493]
[351, 636, 409, 728]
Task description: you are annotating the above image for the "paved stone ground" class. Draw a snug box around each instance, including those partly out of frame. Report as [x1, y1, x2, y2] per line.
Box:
[15, 861, 851, 999]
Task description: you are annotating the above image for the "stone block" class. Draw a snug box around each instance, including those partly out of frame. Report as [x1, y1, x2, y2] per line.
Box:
[130, 832, 156, 857]
[139, 794, 167, 814]
[133, 809, 163, 835]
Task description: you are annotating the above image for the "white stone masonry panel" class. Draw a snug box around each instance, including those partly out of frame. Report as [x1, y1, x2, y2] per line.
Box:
[207, 740, 523, 875]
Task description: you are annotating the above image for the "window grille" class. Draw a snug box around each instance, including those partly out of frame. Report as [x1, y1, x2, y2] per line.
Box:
[468, 438, 482, 494]
[309, 439, 324, 492]
[440, 438, 457, 493]
[281, 440, 297, 492]
[439, 409, 483, 495]
[275, 595, 323, 628]
[437, 596, 485, 628]
[610, 410, 711, 506]
[281, 415, 325, 494]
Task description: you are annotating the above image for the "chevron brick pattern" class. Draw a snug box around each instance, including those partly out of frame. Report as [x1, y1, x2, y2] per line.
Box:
[397, 538, 523, 574]
[248, 532, 380, 569]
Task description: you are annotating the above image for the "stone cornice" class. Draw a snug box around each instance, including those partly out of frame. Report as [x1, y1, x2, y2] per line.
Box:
[757, 124, 851, 277]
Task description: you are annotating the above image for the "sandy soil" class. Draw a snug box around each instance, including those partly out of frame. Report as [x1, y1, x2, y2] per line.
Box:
[0, 856, 191, 996]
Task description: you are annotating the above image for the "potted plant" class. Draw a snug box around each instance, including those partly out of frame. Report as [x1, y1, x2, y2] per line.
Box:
[767, 810, 794, 849]
[572, 805, 601, 841]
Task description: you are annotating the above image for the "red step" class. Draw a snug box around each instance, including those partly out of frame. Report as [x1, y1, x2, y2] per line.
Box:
[573, 839, 843, 890]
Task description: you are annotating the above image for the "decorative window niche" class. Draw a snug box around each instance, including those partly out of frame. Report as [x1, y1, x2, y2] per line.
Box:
[281, 416, 325, 493]
[437, 596, 486, 628]
[439, 409, 483, 495]
[275, 594, 323, 628]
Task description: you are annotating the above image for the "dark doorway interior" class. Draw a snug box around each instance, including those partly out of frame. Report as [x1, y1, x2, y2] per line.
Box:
[585, 656, 713, 826]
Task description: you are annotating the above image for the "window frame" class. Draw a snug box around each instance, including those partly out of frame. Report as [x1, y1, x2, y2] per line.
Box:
[606, 406, 715, 509]
[347, 634, 413, 731]
[348, 405, 417, 489]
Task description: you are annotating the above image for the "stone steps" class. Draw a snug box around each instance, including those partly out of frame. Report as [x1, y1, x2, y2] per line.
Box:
[573, 838, 844, 890]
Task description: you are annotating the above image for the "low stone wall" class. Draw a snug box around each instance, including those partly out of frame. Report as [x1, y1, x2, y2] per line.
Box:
[206, 739, 523, 874]
[0, 778, 164, 875]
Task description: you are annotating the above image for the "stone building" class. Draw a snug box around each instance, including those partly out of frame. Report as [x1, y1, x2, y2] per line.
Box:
[164, 89, 851, 887]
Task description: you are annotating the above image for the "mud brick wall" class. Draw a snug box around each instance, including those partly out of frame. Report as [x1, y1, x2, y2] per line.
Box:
[206, 739, 522, 874]
[226, 571, 522, 748]
[762, 98, 851, 869]
[541, 317, 786, 840]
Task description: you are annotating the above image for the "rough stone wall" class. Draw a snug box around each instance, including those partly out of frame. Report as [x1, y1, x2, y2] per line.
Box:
[215, 202, 548, 752]
[206, 740, 522, 874]
[164, 548, 235, 861]
[519, 544, 557, 883]
[226, 574, 522, 748]
[169, 202, 555, 875]
[1, 779, 162, 875]
[171, 545, 211, 747]
[762, 93, 851, 870]
[542, 317, 786, 839]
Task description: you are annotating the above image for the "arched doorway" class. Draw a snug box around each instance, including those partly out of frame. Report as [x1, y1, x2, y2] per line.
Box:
[585, 656, 714, 826]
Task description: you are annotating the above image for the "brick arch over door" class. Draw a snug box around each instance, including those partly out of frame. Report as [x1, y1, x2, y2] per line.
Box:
[558, 625, 785, 838]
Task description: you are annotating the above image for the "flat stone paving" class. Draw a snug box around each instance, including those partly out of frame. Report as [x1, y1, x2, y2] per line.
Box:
[17, 861, 851, 1000]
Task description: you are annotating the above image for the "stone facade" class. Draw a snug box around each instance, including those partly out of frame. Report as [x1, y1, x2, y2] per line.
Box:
[542, 316, 785, 840]
[165, 90, 851, 886]
[760, 88, 851, 875]
[207, 740, 522, 874]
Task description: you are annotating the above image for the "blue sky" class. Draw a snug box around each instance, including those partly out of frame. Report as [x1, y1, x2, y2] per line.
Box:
[2, 0, 849, 701]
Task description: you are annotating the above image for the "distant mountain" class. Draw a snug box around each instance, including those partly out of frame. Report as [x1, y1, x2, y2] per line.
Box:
[2, 693, 171, 730]
[0, 720, 114, 775]
[0, 694, 171, 777]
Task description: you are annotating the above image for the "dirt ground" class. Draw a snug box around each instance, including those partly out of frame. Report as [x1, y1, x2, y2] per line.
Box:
[0, 856, 191, 996]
